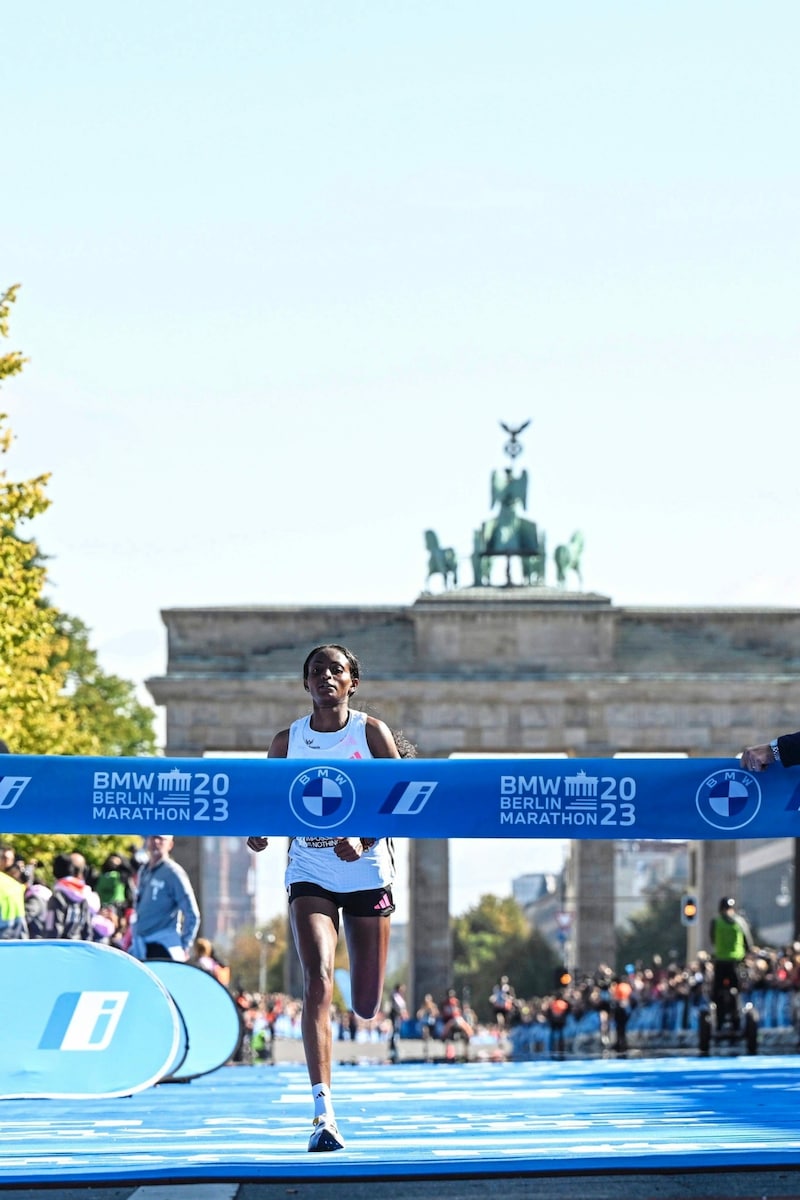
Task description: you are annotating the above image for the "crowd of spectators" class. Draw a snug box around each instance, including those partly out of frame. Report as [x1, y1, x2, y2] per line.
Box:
[231, 948, 800, 1065]
[0, 839, 205, 962]
[0, 841, 139, 946]
[5, 839, 800, 1063]
[504, 950, 800, 1060]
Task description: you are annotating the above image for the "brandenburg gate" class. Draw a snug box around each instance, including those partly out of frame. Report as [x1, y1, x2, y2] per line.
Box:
[146, 425, 800, 1006]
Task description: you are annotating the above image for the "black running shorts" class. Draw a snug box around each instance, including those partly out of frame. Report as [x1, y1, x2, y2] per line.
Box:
[288, 881, 395, 917]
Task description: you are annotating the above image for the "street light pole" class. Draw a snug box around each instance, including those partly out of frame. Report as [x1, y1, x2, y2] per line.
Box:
[255, 931, 276, 996]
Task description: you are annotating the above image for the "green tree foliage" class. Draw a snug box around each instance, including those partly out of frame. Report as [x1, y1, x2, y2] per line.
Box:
[52, 613, 156, 756]
[0, 283, 156, 868]
[4, 834, 142, 886]
[452, 894, 560, 1020]
[0, 284, 81, 752]
[615, 884, 687, 972]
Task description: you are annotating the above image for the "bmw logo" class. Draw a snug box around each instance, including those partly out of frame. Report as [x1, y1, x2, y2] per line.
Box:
[695, 769, 761, 831]
[289, 766, 357, 830]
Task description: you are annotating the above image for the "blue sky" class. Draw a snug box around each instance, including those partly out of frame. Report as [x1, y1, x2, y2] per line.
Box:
[3, 2, 798, 913]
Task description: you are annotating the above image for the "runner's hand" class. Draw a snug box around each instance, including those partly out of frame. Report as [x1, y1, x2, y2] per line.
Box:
[334, 838, 363, 861]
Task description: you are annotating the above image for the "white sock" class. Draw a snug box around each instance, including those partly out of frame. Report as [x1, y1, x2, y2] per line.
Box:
[311, 1082, 334, 1122]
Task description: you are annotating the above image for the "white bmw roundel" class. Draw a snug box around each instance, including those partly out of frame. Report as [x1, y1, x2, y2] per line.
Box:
[695, 769, 761, 831]
[289, 766, 357, 829]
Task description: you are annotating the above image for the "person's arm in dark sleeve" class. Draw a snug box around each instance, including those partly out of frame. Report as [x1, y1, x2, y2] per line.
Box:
[777, 732, 800, 768]
[742, 732, 800, 771]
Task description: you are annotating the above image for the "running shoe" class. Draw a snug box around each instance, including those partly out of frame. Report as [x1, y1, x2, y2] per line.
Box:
[308, 1115, 345, 1152]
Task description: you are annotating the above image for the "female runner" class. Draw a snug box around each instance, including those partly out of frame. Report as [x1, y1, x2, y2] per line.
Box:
[247, 644, 401, 1152]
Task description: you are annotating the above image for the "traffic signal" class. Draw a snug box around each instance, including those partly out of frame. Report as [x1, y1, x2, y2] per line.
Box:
[681, 893, 699, 927]
[555, 965, 572, 988]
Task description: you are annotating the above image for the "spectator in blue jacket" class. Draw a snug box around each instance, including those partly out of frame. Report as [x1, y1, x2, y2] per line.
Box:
[130, 834, 200, 961]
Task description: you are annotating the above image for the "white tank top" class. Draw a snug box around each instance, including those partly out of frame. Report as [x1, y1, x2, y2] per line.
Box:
[284, 710, 395, 893]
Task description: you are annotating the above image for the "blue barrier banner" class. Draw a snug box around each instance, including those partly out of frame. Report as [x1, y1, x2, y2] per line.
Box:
[144, 961, 243, 1082]
[0, 753, 799, 841]
[0, 942, 182, 1099]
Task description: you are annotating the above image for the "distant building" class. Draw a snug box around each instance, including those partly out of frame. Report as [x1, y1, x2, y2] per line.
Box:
[150, 595, 800, 1003]
[519, 842, 689, 962]
[512, 872, 559, 909]
[738, 838, 795, 949]
[614, 840, 689, 931]
[516, 871, 563, 954]
[385, 922, 408, 984]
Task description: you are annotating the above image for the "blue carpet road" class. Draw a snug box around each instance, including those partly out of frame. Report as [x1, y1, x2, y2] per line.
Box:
[1, 1056, 800, 1187]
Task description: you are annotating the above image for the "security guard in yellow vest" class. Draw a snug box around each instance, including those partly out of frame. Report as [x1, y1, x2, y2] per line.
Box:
[709, 897, 753, 1029]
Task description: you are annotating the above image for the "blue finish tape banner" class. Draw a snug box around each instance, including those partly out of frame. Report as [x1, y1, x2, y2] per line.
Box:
[1, 754, 800, 841]
[0, 941, 182, 1099]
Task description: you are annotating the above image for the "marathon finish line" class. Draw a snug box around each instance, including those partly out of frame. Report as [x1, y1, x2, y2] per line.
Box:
[2, 753, 800, 840]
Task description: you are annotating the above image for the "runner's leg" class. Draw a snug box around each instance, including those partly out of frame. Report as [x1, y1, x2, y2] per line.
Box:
[290, 894, 340, 1087]
[344, 912, 391, 1019]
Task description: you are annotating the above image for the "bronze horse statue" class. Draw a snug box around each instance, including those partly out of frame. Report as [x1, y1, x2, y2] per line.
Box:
[521, 532, 547, 586]
[424, 530, 458, 590]
[554, 530, 584, 588]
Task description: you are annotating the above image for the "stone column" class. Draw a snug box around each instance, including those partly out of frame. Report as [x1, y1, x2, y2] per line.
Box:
[570, 840, 615, 973]
[408, 839, 451, 1011]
